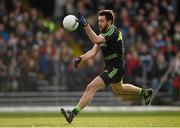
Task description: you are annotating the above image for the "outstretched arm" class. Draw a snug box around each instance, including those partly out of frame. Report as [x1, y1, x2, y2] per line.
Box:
[73, 44, 100, 68]
[80, 44, 100, 61]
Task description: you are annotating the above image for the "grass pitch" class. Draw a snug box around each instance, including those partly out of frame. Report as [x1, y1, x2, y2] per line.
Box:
[0, 111, 180, 127]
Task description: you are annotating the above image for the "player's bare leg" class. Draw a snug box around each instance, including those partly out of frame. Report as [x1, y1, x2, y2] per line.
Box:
[76, 76, 105, 109]
[111, 81, 154, 105]
[111, 81, 142, 94]
[61, 76, 105, 123]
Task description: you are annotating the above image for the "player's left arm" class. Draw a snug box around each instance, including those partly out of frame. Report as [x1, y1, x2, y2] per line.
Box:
[80, 44, 100, 61]
[73, 44, 100, 68]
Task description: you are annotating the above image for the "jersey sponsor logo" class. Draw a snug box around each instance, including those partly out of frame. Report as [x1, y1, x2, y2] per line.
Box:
[104, 53, 118, 61]
[108, 68, 118, 78]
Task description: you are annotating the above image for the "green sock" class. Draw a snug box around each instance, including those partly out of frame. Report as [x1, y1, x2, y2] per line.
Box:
[139, 89, 148, 97]
[72, 105, 82, 117]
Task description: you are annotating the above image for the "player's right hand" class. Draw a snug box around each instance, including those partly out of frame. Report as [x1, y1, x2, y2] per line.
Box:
[75, 11, 87, 27]
[73, 57, 81, 69]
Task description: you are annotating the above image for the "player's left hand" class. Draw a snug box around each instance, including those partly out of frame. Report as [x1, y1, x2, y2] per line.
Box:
[73, 57, 81, 69]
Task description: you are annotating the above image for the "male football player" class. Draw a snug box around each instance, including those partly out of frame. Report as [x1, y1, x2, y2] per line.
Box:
[61, 10, 154, 123]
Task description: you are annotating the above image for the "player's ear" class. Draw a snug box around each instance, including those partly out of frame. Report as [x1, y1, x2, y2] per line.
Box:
[107, 20, 112, 26]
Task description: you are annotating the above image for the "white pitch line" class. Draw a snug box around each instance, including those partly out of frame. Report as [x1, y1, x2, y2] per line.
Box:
[0, 106, 180, 112]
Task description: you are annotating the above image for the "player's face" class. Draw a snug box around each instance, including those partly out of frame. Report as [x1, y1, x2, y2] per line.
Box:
[98, 16, 110, 33]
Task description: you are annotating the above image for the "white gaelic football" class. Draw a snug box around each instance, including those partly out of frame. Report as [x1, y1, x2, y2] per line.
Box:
[63, 15, 79, 31]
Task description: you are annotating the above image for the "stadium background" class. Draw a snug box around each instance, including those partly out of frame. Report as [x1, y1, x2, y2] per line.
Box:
[0, 0, 180, 108]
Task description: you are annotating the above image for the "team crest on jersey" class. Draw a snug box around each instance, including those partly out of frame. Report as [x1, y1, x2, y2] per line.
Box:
[100, 43, 107, 47]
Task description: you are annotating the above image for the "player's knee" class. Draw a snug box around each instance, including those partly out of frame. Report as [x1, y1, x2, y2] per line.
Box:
[111, 83, 124, 95]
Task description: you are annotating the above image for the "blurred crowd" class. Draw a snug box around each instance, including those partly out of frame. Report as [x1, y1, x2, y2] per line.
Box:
[0, 0, 180, 101]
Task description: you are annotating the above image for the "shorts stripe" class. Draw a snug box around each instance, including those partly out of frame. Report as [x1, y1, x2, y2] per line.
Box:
[108, 68, 118, 78]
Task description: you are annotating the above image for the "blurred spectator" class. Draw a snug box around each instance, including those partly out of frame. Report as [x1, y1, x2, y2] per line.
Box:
[0, 23, 9, 42]
[53, 0, 66, 18]
[39, 35, 55, 82]
[174, 22, 180, 49]
[172, 52, 180, 101]
[150, 52, 171, 93]
[0, 36, 6, 56]
[0, 1, 7, 18]
[126, 46, 142, 85]
[0, 58, 7, 91]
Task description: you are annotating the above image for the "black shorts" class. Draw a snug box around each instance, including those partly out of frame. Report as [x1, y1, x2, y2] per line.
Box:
[99, 67, 125, 86]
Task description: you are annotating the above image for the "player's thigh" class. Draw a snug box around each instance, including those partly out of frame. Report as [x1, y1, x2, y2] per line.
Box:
[87, 76, 106, 91]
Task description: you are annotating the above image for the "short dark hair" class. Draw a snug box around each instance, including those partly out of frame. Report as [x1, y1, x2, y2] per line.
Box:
[98, 10, 114, 24]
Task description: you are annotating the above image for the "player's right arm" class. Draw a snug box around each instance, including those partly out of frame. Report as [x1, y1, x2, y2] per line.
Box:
[74, 44, 100, 68]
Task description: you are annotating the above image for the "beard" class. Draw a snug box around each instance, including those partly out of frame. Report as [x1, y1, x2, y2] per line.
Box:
[99, 23, 109, 33]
